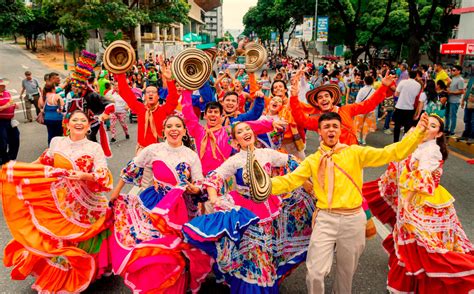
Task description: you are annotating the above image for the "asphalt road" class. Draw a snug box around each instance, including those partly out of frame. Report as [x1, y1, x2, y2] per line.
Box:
[1, 41, 473, 293]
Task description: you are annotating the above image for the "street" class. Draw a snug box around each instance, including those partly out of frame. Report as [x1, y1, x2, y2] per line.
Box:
[1, 42, 473, 293]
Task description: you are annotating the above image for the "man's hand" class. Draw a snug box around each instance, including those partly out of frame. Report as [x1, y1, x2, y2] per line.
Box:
[254, 90, 265, 98]
[290, 76, 299, 97]
[461, 100, 465, 109]
[272, 119, 287, 132]
[381, 70, 396, 87]
[415, 112, 429, 132]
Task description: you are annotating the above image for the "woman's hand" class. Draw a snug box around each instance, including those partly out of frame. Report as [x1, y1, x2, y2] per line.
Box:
[402, 191, 416, 212]
[272, 119, 287, 132]
[185, 180, 201, 195]
[67, 170, 94, 181]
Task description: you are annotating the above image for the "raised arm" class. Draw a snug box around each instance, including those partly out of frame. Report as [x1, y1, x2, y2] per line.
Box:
[236, 95, 264, 122]
[347, 85, 387, 116]
[289, 95, 319, 131]
[181, 89, 204, 137]
[115, 73, 144, 114]
[359, 115, 428, 168]
[271, 156, 312, 195]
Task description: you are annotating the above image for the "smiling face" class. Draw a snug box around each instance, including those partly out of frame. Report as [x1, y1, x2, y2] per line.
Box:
[234, 80, 243, 92]
[144, 86, 159, 106]
[268, 96, 284, 114]
[222, 94, 239, 113]
[316, 90, 334, 112]
[233, 122, 255, 149]
[164, 116, 186, 147]
[318, 119, 341, 147]
[272, 81, 287, 97]
[204, 107, 222, 127]
[424, 116, 443, 142]
[68, 112, 90, 139]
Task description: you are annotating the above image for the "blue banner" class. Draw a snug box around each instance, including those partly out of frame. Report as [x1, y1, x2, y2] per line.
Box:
[317, 16, 328, 42]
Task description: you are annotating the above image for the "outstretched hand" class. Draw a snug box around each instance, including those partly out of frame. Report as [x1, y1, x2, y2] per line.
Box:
[159, 56, 172, 81]
[381, 70, 396, 87]
[415, 112, 429, 132]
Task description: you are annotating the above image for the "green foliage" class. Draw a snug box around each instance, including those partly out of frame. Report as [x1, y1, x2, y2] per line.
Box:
[103, 31, 124, 47]
[0, 0, 31, 37]
[146, 0, 190, 27]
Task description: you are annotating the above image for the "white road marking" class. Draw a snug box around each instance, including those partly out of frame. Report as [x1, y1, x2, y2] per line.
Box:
[374, 217, 390, 240]
[21, 65, 29, 69]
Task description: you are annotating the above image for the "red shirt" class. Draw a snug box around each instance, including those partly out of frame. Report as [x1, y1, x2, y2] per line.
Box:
[0, 90, 15, 120]
[116, 74, 178, 147]
[290, 85, 388, 145]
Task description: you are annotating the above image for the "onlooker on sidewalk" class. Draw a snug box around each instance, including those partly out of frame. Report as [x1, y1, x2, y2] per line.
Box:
[393, 70, 421, 142]
[434, 63, 451, 86]
[40, 83, 64, 145]
[461, 79, 474, 143]
[20, 71, 42, 122]
[107, 82, 130, 142]
[445, 65, 465, 136]
[0, 78, 20, 165]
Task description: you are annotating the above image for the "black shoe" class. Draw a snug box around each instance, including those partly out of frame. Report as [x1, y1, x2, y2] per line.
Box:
[110, 138, 116, 143]
[126, 134, 130, 139]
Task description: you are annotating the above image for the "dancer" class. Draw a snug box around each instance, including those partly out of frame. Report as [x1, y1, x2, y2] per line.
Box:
[115, 60, 178, 153]
[290, 71, 395, 145]
[270, 112, 429, 294]
[183, 121, 315, 293]
[1, 110, 113, 293]
[181, 89, 283, 176]
[109, 115, 212, 293]
[220, 90, 265, 126]
[363, 114, 474, 293]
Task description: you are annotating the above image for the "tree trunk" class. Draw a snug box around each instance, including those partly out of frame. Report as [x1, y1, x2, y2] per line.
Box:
[32, 35, 38, 52]
[407, 35, 421, 67]
[13, 34, 17, 44]
[301, 40, 309, 59]
[72, 50, 77, 66]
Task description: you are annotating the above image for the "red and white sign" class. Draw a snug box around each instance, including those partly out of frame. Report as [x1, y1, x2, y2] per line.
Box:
[467, 44, 474, 55]
[441, 43, 467, 54]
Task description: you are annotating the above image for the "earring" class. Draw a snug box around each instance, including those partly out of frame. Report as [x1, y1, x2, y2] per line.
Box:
[66, 129, 70, 136]
[87, 129, 92, 135]
[183, 135, 189, 141]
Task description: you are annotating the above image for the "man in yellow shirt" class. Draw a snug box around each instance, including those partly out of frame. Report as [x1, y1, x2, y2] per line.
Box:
[434, 63, 451, 86]
[271, 111, 429, 294]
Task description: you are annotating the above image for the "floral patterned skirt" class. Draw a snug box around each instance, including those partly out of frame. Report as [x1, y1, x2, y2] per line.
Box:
[183, 188, 315, 293]
[1, 161, 111, 293]
[109, 186, 212, 293]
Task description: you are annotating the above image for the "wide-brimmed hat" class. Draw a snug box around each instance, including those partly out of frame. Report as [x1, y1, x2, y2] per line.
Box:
[171, 48, 212, 90]
[0, 78, 9, 86]
[245, 42, 267, 73]
[70, 50, 96, 87]
[306, 84, 342, 108]
[243, 148, 272, 203]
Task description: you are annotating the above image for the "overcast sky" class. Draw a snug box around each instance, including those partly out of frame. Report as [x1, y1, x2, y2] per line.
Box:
[223, 0, 258, 31]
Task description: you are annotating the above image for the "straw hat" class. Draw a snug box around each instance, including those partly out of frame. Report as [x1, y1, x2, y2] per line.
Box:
[103, 40, 136, 74]
[306, 84, 342, 108]
[243, 148, 272, 203]
[171, 48, 212, 90]
[245, 42, 267, 73]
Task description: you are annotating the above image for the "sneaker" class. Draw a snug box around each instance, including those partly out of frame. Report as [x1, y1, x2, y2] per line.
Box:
[384, 129, 392, 135]
[126, 134, 130, 139]
[467, 138, 474, 144]
[110, 138, 116, 143]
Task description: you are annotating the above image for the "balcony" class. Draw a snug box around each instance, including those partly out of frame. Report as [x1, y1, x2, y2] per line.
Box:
[194, 0, 221, 12]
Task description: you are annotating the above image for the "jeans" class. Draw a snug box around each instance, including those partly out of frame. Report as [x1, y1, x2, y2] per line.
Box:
[384, 110, 394, 130]
[445, 102, 460, 134]
[462, 107, 474, 139]
[45, 120, 63, 145]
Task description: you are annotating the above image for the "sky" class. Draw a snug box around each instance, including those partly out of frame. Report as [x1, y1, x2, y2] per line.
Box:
[223, 0, 258, 31]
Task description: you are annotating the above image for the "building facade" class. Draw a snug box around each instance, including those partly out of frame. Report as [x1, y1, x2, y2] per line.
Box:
[204, 6, 223, 41]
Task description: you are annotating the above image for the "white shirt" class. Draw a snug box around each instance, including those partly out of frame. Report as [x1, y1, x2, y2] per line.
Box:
[355, 85, 375, 103]
[395, 79, 421, 110]
[419, 92, 427, 111]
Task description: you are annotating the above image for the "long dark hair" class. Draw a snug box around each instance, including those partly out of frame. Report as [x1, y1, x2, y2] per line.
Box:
[430, 114, 448, 161]
[162, 115, 194, 150]
[424, 80, 438, 103]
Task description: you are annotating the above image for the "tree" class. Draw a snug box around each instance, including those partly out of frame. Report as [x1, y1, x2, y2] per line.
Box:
[0, 0, 30, 43]
[17, 3, 59, 52]
[332, 0, 394, 64]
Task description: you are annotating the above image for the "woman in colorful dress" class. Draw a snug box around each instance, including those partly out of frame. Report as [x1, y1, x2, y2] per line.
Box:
[1, 110, 113, 293]
[183, 121, 315, 293]
[109, 114, 212, 293]
[363, 114, 474, 293]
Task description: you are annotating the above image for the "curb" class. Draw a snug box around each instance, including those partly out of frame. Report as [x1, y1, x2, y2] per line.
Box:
[7, 43, 39, 60]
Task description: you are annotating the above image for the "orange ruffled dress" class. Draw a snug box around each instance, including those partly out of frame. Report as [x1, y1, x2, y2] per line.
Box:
[1, 136, 113, 293]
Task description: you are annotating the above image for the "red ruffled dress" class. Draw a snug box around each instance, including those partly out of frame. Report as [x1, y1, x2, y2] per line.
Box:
[363, 139, 474, 293]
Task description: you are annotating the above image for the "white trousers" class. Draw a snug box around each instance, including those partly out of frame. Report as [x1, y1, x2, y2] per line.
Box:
[306, 209, 367, 294]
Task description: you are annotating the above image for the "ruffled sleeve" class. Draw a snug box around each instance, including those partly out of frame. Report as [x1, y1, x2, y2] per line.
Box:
[120, 144, 155, 185]
[89, 144, 113, 192]
[399, 146, 443, 196]
[38, 149, 54, 166]
[202, 156, 237, 192]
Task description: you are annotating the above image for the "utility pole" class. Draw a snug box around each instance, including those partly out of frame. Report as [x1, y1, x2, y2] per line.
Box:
[313, 0, 318, 63]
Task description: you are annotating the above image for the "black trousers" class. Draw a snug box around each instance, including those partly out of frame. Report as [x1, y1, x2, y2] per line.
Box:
[393, 108, 415, 142]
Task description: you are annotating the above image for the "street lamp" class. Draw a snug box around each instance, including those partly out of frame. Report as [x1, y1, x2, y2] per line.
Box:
[313, 0, 318, 63]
